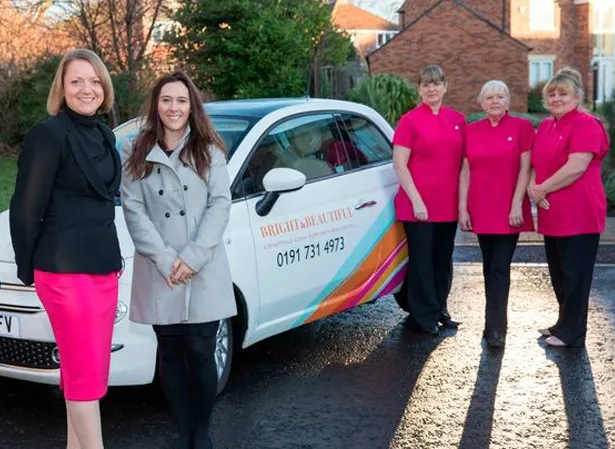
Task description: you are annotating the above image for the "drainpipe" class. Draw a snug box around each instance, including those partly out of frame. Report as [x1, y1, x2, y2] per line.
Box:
[502, 0, 507, 31]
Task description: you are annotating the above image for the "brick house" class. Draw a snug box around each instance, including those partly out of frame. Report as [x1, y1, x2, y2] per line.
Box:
[367, 0, 615, 113]
[331, 0, 399, 58]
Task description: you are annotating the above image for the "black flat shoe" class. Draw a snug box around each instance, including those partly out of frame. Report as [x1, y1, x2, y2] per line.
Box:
[439, 314, 460, 329]
[406, 321, 439, 335]
[486, 331, 506, 348]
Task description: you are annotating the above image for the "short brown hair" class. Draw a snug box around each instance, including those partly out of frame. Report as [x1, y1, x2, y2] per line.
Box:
[418, 65, 447, 86]
[46, 49, 114, 116]
[542, 67, 584, 105]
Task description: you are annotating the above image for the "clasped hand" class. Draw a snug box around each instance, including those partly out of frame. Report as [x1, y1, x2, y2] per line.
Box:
[166, 258, 197, 289]
[527, 182, 550, 210]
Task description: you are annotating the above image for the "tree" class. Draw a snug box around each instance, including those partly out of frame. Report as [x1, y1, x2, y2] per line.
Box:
[170, 0, 354, 99]
[0, 1, 73, 151]
[53, 0, 168, 125]
[0, 0, 72, 73]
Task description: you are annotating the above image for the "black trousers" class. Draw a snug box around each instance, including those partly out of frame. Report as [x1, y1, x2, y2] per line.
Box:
[544, 234, 600, 347]
[402, 221, 457, 331]
[153, 321, 219, 449]
[477, 234, 519, 335]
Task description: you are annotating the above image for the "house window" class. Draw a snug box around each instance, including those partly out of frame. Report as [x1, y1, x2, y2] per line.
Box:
[593, 5, 615, 57]
[529, 57, 554, 87]
[152, 21, 174, 44]
[377, 32, 396, 48]
[529, 0, 556, 31]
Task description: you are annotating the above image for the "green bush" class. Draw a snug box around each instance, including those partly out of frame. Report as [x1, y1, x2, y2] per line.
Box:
[0, 54, 60, 150]
[605, 172, 615, 210]
[109, 70, 155, 127]
[0, 156, 17, 211]
[466, 112, 544, 128]
[346, 74, 419, 127]
[528, 83, 547, 113]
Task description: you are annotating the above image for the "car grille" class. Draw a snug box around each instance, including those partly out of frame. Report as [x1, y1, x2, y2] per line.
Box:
[0, 337, 59, 370]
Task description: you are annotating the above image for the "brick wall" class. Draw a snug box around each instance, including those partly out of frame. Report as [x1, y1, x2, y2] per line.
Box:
[369, 1, 529, 114]
[400, 0, 507, 30]
[571, 3, 594, 101]
[510, 0, 593, 99]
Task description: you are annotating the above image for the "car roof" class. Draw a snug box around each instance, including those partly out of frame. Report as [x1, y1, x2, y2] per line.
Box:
[204, 98, 316, 118]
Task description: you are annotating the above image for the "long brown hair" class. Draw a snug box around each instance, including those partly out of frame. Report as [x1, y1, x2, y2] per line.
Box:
[125, 71, 226, 180]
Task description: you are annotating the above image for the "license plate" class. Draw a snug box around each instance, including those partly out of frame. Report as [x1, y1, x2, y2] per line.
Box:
[0, 314, 20, 338]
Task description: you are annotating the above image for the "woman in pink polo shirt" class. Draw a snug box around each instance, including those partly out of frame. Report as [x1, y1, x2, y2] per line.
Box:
[459, 80, 535, 348]
[393, 65, 465, 335]
[529, 67, 610, 348]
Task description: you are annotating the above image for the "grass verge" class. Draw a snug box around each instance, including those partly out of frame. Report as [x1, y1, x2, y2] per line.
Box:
[0, 156, 17, 211]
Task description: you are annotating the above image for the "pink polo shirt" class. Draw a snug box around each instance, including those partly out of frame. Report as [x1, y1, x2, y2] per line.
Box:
[531, 108, 609, 236]
[393, 103, 465, 222]
[464, 114, 535, 234]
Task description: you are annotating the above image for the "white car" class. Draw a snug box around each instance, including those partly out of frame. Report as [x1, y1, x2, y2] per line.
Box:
[0, 98, 408, 393]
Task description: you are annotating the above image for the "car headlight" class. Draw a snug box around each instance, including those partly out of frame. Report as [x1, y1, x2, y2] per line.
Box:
[115, 301, 128, 324]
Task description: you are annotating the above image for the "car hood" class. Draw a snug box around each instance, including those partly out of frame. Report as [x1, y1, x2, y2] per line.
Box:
[0, 208, 136, 265]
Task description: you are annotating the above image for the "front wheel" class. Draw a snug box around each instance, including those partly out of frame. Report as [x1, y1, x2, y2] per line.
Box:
[215, 318, 233, 395]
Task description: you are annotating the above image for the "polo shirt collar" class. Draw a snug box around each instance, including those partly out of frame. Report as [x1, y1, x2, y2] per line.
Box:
[554, 107, 581, 125]
[419, 102, 442, 116]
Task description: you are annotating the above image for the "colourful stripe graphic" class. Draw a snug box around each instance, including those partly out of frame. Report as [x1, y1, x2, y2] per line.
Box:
[297, 199, 408, 325]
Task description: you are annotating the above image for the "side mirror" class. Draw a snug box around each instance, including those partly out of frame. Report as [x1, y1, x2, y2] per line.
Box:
[256, 168, 306, 217]
[262, 168, 306, 193]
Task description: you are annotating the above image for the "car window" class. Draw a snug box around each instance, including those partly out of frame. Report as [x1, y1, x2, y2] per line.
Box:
[209, 116, 253, 157]
[237, 114, 358, 196]
[338, 113, 393, 165]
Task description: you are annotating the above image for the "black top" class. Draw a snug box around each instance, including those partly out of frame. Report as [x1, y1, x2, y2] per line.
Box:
[64, 107, 116, 187]
[9, 109, 123, 286]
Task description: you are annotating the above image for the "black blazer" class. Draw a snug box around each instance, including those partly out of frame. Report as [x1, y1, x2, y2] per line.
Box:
[10, 111, 123, 286]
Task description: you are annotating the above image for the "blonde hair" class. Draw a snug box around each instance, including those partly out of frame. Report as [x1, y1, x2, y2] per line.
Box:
[46, 49, 114, 116]
[542, 67, 584, 105]
[418, 65, 446, 86]
[478, 80, 510, 106]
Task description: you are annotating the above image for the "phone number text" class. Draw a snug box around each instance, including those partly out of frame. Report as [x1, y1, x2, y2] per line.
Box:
[276, 236, 345, 268]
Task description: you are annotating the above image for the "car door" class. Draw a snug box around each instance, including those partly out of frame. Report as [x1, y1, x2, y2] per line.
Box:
[336, 112, 408, 301]
[236, 112, 387, 343]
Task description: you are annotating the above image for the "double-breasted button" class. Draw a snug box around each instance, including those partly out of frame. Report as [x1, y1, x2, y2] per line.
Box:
[157, 168, 161, 174]
[180, 210, 186, 216]
[183, 185, 188, 191]
[165, 212, 171, 218]
[158, 189, 164, 196]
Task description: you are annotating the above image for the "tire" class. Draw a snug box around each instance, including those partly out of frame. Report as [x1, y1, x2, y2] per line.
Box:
[215, 317, 233, 395]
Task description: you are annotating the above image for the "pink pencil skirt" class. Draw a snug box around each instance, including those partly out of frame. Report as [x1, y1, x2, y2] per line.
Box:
[34, 270, 119, 401]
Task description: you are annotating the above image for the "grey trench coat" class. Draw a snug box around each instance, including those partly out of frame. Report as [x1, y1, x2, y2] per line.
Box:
[121, 133, 237, 325]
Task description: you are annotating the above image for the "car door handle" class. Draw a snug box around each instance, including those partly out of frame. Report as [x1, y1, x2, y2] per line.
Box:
[355, 200, 377, 210]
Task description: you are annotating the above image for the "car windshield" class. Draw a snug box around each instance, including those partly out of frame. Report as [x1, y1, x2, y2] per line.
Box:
[210, 116, 253, 157]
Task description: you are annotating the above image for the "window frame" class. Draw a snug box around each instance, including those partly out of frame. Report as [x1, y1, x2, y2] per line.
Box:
[528, 55, 555, 87]
[376, 32, 397, 48]
[335, 113, 393, 169]
[231, 110, 393, 201]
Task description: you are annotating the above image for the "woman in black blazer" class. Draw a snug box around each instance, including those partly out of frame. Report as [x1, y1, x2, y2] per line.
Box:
[10, 49, 121, 449]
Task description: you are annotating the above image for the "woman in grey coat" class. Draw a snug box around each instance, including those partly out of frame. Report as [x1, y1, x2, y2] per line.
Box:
[122, 71, 236, 449]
